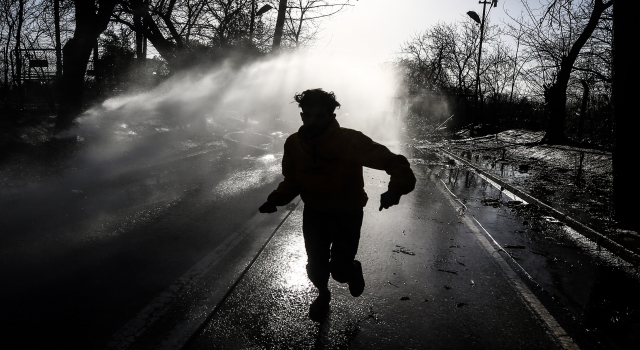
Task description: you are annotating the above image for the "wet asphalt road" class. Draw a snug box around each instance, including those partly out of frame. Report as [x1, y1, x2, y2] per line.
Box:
[185, 166, 562, 350]
[2, 128, 639, 349]
[183, 156, 640, 350]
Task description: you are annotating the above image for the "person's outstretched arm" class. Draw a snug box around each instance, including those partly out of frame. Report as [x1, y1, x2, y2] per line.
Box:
[351, 132, 416, 211]
[259, 138, 301, 213]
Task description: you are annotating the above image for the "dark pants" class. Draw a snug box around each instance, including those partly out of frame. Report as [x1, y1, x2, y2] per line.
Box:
[302, 207, 364, 290]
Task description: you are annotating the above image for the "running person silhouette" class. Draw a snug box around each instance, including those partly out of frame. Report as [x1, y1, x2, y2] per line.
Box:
[259, 88, 416, 321]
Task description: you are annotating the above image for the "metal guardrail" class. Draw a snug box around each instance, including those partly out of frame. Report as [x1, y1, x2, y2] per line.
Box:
[446, 133, 611, 186]
[422, 146, 639, 266]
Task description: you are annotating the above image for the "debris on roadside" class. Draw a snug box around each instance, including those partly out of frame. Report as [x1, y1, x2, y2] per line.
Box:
[393, 245, 416, 256]
[481, 198, 501, 207]
[504, 244, 526, 249]
[556, 242, 580, 249]
[530, 249, 549, 257]
[542, 216, 561, 224]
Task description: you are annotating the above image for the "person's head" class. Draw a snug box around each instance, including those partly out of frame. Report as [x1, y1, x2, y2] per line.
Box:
[294, 89, 341, 136]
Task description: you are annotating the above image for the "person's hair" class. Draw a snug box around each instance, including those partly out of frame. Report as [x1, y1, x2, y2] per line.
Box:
[293, 88, 341, 114]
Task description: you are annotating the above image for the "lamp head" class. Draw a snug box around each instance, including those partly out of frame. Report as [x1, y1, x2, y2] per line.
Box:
[467, 11, 481, 24]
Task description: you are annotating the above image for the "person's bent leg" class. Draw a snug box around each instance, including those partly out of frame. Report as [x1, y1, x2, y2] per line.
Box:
[329, 210, 365, 296]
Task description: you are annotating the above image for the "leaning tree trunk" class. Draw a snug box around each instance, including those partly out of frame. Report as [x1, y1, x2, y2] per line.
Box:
[130, 0, 179, 68]
[542, 0, 612, 144]
[57, 0, 117, 128]
[612, 0, 639, 232]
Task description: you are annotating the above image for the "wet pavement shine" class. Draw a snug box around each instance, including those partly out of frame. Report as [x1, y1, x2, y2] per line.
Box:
[3, 128, 639, 349]
[184, 165, 564, 350]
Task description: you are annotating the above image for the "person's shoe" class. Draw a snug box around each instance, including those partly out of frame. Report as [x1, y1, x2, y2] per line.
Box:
[309, 291, 331, 322]
[348, 260, 365, 297]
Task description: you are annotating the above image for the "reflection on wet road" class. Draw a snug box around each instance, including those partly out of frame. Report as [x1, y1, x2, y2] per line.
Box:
[185, 167, 562, 350]
[184, 157, 639, 350]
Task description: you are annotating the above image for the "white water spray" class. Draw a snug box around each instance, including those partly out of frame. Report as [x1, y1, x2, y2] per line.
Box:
[78, 51, 401, 162]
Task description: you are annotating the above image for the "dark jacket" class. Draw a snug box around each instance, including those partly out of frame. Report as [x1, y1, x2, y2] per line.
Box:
[267, 119, 416, 212]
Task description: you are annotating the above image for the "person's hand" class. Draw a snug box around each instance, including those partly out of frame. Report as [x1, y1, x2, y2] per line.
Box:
[379, 190, 402, 211]
[259, 201, 277, 213]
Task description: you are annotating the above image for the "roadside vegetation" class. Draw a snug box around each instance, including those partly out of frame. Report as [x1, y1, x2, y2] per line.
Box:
[395, 0, 638, 235]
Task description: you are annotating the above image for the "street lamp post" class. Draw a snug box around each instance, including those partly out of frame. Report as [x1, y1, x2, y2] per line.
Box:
[249, 2, 274, 43]
[468, 0, 497, 135]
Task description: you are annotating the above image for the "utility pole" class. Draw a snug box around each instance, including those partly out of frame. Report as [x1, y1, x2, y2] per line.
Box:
[250, 2, 273, 43]
[250, 0, 257, 42]
[469, 0, 496, 135]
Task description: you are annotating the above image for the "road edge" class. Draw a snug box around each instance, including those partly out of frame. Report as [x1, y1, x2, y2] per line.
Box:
[435, 147, 640, 266]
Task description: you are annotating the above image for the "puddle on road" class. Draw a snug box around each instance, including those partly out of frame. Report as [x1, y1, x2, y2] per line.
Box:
[211, 154, 281, 200]
[469, 145, 612, 231]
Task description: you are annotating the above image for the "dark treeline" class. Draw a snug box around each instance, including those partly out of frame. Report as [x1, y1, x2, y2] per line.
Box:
[0, 0, 352, 126]
[396, 0, 614, 149]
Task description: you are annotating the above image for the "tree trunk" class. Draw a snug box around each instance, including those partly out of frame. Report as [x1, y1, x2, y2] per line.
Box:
[57, 0, 118, 128]
[15, 0, 24, 90]
[507, 35, 521, 122]
[612, 0, 639, 232]
[542, 0, 612, 144]
[577, 80, 589, 140]
[543, 72, 569, 144]
[130, 0, 178, 67]
[272, 0, 287, 50]
[54, 0, 62, 80]
[135, 14, 144, 63]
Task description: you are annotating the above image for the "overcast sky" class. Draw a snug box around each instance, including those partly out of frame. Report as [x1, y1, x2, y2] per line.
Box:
[308, 0, 527, 66]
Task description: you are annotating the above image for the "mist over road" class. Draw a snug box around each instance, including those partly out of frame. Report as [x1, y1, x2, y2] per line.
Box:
[0, 124, 284, 348]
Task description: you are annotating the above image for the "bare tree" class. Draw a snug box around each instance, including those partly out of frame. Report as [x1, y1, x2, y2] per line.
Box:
[0, 0, 20, 90]
[399, 20, 485, 97]
[114, 0, 259, 67]
[282, 0, 351, 48]
[57, 0, 119, 125]
[1, 0, 74, 101]
[510, 0, 612, 144]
